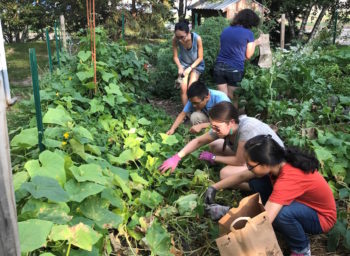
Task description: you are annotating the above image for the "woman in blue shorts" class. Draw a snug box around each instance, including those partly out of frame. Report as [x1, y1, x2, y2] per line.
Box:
[214, 9, 261, 107]
[173, 21, 205, 106]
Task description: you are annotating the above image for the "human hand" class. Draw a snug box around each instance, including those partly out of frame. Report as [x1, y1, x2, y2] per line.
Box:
[166, 128, 175, 135]
[204, 186, 217, 204]
[254, 36, 262, 46]
[158, 154, 181, 174]
[199, 151, 215, 164]
[178, 66, 184, 76]
[183, 66, 192, 76]
[205, 204, 229, 221]
[189, 124, 203, 134]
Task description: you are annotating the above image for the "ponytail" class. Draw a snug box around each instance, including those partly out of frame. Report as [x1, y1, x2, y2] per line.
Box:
[284, 147, 319, 173]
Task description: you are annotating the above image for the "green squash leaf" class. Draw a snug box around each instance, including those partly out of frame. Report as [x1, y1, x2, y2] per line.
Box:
[145, 221, 172, 256]
[64, 179, 105, 202]
[160, 133, 178, 146]
[13, 171, 29, 191]
[18, 219, 53, 253]
[21, 198, 72, 224]
[140, 190, 163, 209]
[114, 174, 132, 200]
[43, 107, 73, 127]
[80, 197, 123, 229]
[130, 172, 148, 186]
[70, 164, 108, 185]
[101, 188, 124, 210]
[10, 127, 38, 149]
[175, 194, 198, 215]
[25, 150, 66, 186]
[21, 176, 69, 202]
[138, 117, 151, 125]
[77, 51, 91, 62]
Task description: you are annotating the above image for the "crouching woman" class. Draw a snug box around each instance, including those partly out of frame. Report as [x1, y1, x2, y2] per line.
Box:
[208, 135, 337, 256]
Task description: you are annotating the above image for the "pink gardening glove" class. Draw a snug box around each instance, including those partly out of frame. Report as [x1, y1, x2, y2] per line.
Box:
[159, 154, 181, 174]
[199, 151, 215, 165]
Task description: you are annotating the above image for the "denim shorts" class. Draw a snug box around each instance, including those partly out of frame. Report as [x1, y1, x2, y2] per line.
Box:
[214, 62, 244, 87]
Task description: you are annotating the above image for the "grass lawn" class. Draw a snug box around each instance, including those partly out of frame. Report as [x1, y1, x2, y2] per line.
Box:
[5, 41, 57, 84]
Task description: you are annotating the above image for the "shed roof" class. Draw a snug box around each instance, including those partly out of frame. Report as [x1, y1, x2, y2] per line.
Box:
[187, 0, 267, 11]
[187, 0, 239, 10]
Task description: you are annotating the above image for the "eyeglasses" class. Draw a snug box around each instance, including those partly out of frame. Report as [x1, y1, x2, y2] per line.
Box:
[176, 34, 187, 41]
[246, 162, 260, 171]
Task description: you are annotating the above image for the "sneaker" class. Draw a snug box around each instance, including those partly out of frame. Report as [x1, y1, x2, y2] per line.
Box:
[290, 245, 311, 256]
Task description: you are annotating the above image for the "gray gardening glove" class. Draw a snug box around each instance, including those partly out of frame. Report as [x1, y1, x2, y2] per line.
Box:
[205, 204, 230, 221]
[204, 186, 217, 204]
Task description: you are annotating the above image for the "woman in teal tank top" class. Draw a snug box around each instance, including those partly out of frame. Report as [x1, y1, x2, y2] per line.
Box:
[172, 21, 205, 106]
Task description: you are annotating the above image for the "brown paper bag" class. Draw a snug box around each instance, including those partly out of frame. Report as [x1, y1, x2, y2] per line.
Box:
[258, 34, 272, 68]
[216, 193, 283, 256]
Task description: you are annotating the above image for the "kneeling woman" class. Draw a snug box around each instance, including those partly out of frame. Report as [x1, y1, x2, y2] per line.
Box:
[208, 135, 337, 256]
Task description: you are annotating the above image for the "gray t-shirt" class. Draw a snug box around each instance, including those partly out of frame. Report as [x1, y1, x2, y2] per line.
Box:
[238, 115, 284, 146]
[209, 115, 284, 153]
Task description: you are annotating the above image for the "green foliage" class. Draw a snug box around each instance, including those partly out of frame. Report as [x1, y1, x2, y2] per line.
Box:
[194, 17, 230, 81]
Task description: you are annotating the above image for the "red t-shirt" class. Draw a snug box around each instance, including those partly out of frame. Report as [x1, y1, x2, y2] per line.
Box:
[269, 163, 336, 232]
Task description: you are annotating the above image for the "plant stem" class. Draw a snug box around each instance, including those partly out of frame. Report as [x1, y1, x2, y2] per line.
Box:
[66, 242, 72, 256]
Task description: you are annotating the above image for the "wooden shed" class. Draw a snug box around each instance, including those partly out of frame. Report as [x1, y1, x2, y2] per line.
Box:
[187, 0, 268, 26]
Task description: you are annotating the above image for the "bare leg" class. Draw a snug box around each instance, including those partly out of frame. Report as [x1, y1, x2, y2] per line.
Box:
[180, 73, 190, 106]
[188, 70, 200, 87]
[228, 86, 238, 108]
[217, 83, 229, 98]
[220, 165, 250, 190]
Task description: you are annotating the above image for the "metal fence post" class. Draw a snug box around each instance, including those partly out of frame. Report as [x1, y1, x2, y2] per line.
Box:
[45, 28, 53, 73]
[29, 48, 45, 152]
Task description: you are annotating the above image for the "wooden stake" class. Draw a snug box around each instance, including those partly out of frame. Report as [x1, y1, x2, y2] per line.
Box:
[281, 14, 285, 49]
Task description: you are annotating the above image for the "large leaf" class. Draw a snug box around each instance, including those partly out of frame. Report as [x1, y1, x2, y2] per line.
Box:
[70, 164, 108, 185]
[80, 197, 123, 229]
[130, 172, 148, 186]
[13, 171, 29, 191]
[69, 138, 87, 160]
[43, 107, 73, 127]
[140, 190, 163, 209]
[20, 198, 72, 224]
[64, 179, 105, 202]
[175, 194, 198, 215]
[160, 133, 178, 146]
[89, 98, 104, 114]
[77, 50, 91, 62]
[76, 71, 94, 82]
[18, 219, 53, 253]
[138, 117, 151, 126]
[101, 188, 124, 210]
[114, 174, 132, 200]
[49, 223, 102, 251]
[145, 221, 172, 256]
[21, 176, 69, 202]
[10, 127, 38, 149]
[72, 126, 94, 144]
[25, 150, 66, 186]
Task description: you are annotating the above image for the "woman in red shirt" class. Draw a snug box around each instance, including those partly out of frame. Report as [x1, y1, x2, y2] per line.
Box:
[206, 135, 336, 256]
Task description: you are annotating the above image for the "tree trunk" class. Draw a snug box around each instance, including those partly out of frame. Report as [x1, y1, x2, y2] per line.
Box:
[286, 12, 296, 40]
[178, 0, 184, 20]
[131, 0, 137, 17]
[308, 6, 328, 42]
[297, 5, 313, 40]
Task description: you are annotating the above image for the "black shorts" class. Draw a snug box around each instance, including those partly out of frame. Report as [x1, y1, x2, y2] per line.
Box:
[214, 62, 244, 87]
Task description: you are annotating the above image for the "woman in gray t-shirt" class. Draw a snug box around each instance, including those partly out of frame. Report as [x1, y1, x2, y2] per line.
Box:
[159, 102, 284, 204]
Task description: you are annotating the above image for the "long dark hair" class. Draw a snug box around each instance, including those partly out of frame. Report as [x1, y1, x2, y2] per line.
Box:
[209, 102, 239, 123]
[244, 135, 319, 173]
[175, 20, 190, 33]
[231, 9, 260, 29]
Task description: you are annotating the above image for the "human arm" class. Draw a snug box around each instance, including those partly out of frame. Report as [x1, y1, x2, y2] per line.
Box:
[213, 141, 246, 166]
[183, 36, 204, 76]
[211, 169, 255, 190]
[245, 41, 257, 60]
[264, 200, 283, 223]
[189, 122, 210, 134]
[167, 111, 187, 135]
[159, 132, 215, 174]
[172, 37, 184, 75]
